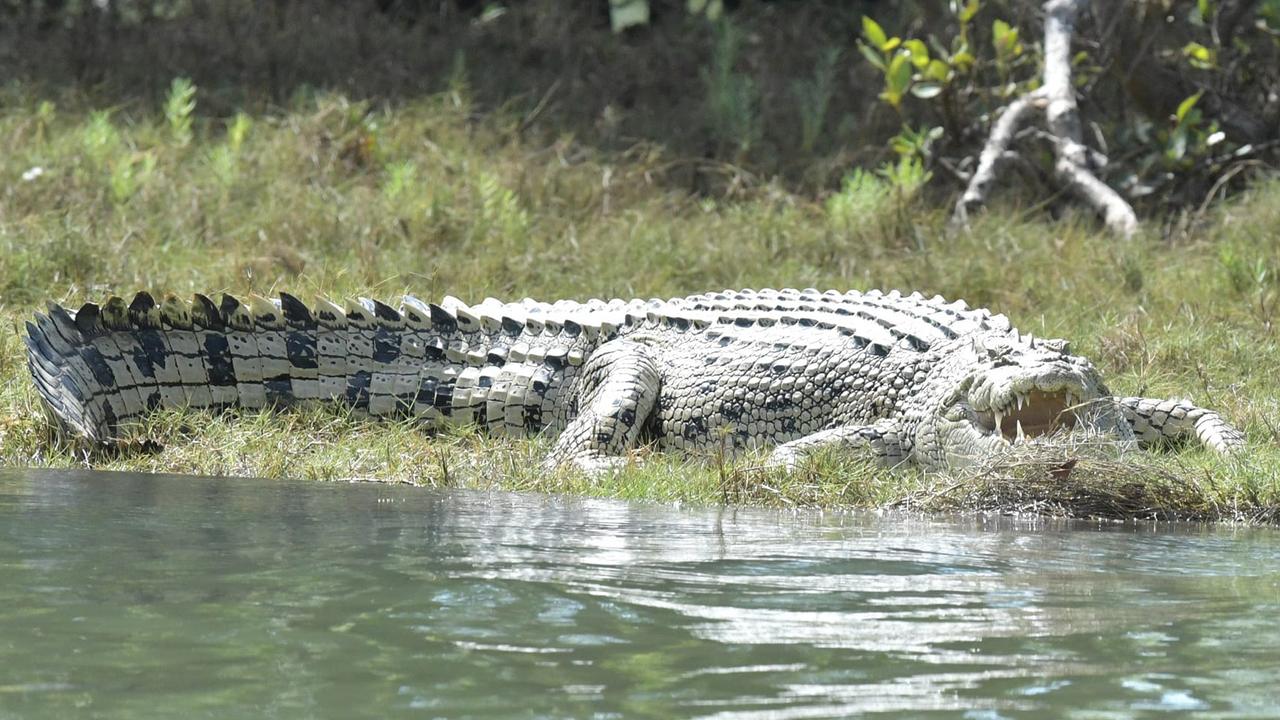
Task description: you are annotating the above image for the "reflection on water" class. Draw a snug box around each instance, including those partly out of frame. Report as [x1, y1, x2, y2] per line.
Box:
[0, 469, 1277, 718]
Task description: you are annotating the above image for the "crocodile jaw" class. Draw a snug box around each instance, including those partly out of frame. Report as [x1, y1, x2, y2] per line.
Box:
[970, 387, 1084, 442]
[925, 335, 1117, 466]
[936, 384, 1098, 466]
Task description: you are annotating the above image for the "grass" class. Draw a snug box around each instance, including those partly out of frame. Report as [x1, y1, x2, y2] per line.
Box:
[0, 86, 1278, 522]
[0, 2, 896, 193]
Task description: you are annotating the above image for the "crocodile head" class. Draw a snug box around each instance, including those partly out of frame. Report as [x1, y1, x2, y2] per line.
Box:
[914, 330, 1128, 467]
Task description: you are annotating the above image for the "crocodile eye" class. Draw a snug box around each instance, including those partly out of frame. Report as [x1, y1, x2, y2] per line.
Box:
[980, 337, 1012, 360]
[1042, 338, 1071, 354]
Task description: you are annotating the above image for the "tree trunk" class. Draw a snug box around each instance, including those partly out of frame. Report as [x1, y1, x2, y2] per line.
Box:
[955, 0, 1138, 238]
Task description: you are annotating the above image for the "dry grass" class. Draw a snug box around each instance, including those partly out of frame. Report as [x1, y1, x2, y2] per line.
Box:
[895, 443, 1278, 523]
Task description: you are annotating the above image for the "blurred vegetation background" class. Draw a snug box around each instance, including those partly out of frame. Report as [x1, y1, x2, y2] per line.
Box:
[2, 0, 1277, 223]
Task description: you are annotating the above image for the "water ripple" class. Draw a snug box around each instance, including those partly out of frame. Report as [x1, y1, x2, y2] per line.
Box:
[1, 469, 1277, 718]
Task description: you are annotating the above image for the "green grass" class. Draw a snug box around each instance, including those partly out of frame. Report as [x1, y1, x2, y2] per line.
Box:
[1, 88, 1278, 522]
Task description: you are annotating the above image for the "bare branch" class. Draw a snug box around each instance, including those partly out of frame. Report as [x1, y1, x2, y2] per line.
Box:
[954, 92, 1044, 226]
[953, 0, 1138, 238]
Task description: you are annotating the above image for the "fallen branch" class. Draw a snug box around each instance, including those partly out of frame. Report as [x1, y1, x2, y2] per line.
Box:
[954, 0, 1138, 238]
[954, 92, 1043, 226]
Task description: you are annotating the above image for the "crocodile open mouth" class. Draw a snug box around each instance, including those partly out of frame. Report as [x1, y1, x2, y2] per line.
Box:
[974, 389, 1077, 442]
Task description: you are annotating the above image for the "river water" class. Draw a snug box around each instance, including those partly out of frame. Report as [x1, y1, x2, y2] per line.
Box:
[0, 468, 1276, 718]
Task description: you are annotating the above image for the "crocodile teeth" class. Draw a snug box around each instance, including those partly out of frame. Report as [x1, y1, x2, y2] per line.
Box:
[994, 409, 1004, 433]
[1016, 393, 1024, 411]
[1016, 420, 1026, 442]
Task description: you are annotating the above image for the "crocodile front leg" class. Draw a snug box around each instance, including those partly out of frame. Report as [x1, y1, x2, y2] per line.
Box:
[1113, 396, 1245, 456]
[766, 420, 908, 471]
[544, 339, 661, 475]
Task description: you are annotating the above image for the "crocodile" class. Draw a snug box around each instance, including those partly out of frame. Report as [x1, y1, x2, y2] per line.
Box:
[23, 287, 1244, 472]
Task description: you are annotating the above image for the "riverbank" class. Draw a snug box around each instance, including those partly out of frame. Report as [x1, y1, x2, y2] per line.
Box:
[1, 91, 1276, 522]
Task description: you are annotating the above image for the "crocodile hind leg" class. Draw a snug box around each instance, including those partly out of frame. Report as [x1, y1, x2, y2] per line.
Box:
[1114, 396, 1245, 456]
[544, 340, 661, 475]
[766, 420, 908, 471]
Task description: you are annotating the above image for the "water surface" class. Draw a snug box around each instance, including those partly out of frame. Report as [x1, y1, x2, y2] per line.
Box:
[1, 469, 1277, 718]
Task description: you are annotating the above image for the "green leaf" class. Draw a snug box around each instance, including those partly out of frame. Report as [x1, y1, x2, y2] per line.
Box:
[904, 39, 930, 67]
[910, 82, 943, 99]
[951, 51, 975, 71]
[882, 37, 901, 53]
[857, 41, 886, 71]
[862, 16, 888, 49]
[959, 0, 980, 23]
[925, 59, 950, 82]
[993, 19, 1019, 56]
[1168, 127, 1188, 161]
[993, 18, 1011, 42]
[1185, 42, 1210, 59]
[886, 52, 913, 96]
[609, 0, 649, 32]
[1182, 42, 1217, 69]
[1175, 91, 1202, 123]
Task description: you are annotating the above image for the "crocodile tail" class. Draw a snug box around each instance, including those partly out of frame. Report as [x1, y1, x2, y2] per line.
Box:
[23, 290, 472, 443]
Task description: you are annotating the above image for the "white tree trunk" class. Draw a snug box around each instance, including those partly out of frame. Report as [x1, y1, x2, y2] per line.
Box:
[954, 0, 1138, 238]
